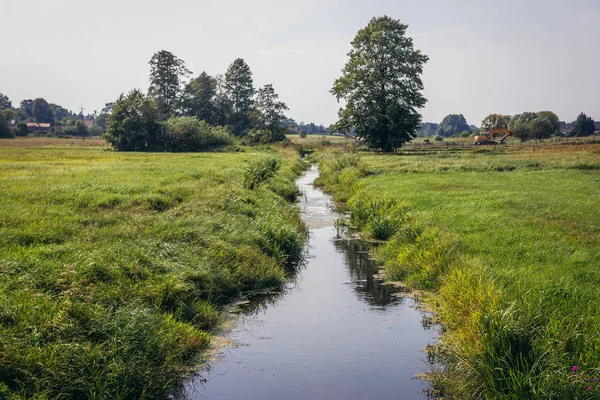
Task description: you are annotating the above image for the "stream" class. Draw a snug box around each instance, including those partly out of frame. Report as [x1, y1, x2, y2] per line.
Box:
[178, 165, 438, 399]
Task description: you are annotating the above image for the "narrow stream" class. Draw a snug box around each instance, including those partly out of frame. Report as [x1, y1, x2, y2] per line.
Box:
[179, 165, 437, 399]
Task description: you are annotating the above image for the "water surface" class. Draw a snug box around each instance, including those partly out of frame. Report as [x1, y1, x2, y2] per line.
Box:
[179, 166, 437, 399]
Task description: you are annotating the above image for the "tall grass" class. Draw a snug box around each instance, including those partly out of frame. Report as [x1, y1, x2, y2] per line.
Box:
[0, 143, 308, 399]
[316, 144, 600, 399]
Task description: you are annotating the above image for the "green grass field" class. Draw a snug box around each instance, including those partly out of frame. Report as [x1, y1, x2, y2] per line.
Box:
[0, 139, 307, 399]
[315, 144, 600, 399]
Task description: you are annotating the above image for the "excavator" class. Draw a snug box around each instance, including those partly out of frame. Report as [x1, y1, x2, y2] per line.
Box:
[474, 129, 513, 145]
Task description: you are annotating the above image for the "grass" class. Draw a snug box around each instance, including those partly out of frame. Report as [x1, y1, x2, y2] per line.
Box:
[0, 139, 308, 399]
[314, 143, 600, 399]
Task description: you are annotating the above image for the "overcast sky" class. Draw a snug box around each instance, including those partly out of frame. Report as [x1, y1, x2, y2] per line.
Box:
[2, 0, 599, 126]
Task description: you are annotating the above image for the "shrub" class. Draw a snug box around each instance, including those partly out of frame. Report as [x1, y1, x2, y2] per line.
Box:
[299, 130, 308, 138]
[163, 117, 233, 152]
[243, 158, 279, 189]
[15, 122, 29, 137]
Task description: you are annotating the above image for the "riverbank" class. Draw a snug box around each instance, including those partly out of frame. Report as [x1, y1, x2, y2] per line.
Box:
[313, 145, 600, 398]
[0, 144, 308, 399]
[179, 165, 437, 399]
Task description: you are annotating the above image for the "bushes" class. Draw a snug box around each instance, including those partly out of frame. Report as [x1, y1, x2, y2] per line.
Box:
[163, 117, 232, 152]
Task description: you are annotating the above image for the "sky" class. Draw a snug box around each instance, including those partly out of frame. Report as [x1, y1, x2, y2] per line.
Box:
[1, 0, 599, 126]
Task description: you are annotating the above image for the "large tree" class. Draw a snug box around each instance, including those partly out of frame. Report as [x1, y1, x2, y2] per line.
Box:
[225, 58, 254, 135]
[252, 84, 289, 142]
[437, 114, 470, 137]
[105, 89, 162, 151]
[32, 98, 55, 123]
[331, 16, 428, 151]
[180, 72, 217, 124]
[148, 50, 191, 119]
[481, 114, 510, 131]
[0, 93, 11, 110]
[213, 74, 232, 127]
[19, 99, 34, 119]
[571, 112, 595, 137]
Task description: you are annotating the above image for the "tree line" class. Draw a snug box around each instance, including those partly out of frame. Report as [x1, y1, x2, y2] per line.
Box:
[417, 111, 596, 142]
[0, 94, 101, 138]
[104, 51, 293, 151]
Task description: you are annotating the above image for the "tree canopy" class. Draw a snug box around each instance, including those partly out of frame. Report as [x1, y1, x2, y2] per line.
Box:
[571, 112, 595, 137]
[437, 114, 470, 137]
[0, 93, 11, 110]
[252, 84, 289, 142]
[148, 50, 191, 118]
[105, 89, 162, 151]
[180, 72, 217, 124]
[225, 58, 254, 136]
[331, 16, 429, 151]
[509, 111, 556, 142]
[481, 114, 510, 131]
[32, 98, 55, 123]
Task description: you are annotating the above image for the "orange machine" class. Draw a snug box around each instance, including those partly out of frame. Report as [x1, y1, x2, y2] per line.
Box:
[474, 129, 513, 145]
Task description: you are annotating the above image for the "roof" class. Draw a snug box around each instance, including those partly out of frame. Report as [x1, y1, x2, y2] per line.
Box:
[26, 123, 52, 128]
[83, 120, 94, 129]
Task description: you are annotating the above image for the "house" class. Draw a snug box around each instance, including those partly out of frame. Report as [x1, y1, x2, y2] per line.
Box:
[558, 121, 572, 135]
[82, 120, 94, 129]
[26, 122, 53, 134]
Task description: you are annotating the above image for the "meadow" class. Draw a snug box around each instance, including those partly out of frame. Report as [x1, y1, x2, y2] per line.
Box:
[0, 139, 307, 399]
[315, 143, 600, 399]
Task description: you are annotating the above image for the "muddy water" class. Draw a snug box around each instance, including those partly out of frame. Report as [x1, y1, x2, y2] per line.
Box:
[179, 165, 437, 400]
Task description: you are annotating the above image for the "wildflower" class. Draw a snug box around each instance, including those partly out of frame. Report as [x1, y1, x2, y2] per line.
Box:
[572, 366, 579, 373]
[591, 378, 597, 383]
[587, 387, 592, 391]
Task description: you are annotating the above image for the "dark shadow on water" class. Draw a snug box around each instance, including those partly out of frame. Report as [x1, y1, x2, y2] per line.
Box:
[332, 237, 406, 309]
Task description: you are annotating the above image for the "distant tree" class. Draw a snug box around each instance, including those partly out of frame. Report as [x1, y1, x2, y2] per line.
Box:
[509, 112, 549, 142]
[252, 84, 289, 142]
[530, 116, 554, 141]
[95, 114, 108, 131]
[148, 50, 192, 119]
[102, 102, 115, 114]
[225, 58, 255, 135]
[75, 120, 89, 138]
[15, 122, 29, 137]
[299, 129, 308, 138]
[0, 93, 11, 110]
[437, 114, 469, 137]
[481, 114, 510, 131]
[536, 111, 560, 134]
[105, 89, 163, 151]
[19, 99, 34, 119]
[49, 103, 71, 121]
[32, 98, 55, 123]
[571, 112, 595, 137]
[0, 110, 14, 138]
[331, 16, 429, 151]
[180, 72, 217, 124]
[213, 74, 232, 127]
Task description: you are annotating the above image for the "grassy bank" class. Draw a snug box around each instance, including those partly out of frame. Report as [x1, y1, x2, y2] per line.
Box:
[0, 141, 307, 399]
[314, 144, 600, 399]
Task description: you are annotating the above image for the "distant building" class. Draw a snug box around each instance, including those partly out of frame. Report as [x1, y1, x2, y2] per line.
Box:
[26, 122, 53, 134]
[558, 121, 572, 135]
[595, 121, 600, 135]
[82, 119, 94, 129]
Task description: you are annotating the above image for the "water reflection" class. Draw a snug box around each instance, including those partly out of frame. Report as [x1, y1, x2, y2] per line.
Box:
[333, 237, 405, 309]
[177, 166, 438, 400]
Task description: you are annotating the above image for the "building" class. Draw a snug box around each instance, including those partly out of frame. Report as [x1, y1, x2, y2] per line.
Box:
[82, 120, 94, 129]
[558, 121, 572, 135]
[26, 122, 53, 134]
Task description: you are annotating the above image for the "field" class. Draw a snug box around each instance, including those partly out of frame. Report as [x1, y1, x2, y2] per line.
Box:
[315, 144, 600, 398]
[0, 139, 307, 399]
